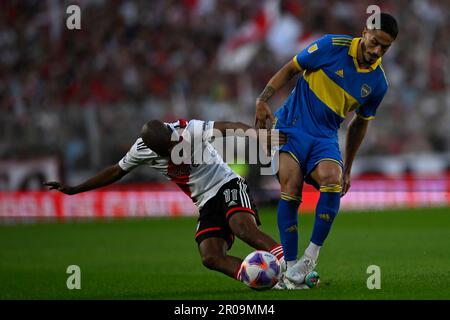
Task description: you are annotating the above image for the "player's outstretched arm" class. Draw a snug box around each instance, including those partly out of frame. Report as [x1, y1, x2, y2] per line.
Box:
[213, 121, 286, 152]
[342, 115, 370, 197]
[255, 60, 302, 129]
[44, 164, 128, 195]
[213, 121, 252, 134]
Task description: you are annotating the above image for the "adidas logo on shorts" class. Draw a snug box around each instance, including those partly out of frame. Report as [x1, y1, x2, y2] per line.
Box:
[228, 200, 238, 207]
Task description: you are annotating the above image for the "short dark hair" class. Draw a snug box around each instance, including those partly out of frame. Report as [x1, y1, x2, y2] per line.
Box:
[379, 12, 399, 39]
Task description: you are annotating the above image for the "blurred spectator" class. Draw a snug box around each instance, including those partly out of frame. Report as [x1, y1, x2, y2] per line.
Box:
[0, 0, 449, 179]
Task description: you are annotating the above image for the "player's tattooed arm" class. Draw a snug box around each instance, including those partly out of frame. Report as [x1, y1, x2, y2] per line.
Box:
[256, 60, 300, 103]
[257, 85, 275, 102]
[255, 59, 301, 128]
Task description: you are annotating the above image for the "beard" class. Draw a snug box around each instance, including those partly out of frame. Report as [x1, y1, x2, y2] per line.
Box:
[360, 42, 376, 65]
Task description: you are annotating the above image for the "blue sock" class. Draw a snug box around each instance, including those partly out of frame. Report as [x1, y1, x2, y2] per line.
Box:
[311, 185, 341, 246]
[277, 193, 301, 262]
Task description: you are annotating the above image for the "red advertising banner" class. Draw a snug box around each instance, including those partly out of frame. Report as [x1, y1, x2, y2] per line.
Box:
[0, 174, 449, 221]
[298, 174, 450, 211]
[0, 191, 197, 220]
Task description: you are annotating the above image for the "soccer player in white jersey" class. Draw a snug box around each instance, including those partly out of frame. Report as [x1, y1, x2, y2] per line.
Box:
[45, 118, 286, 284]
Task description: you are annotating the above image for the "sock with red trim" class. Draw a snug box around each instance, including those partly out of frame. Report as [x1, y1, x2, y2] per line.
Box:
[270, 244, 286, 272]
[269, 244, 284, 260]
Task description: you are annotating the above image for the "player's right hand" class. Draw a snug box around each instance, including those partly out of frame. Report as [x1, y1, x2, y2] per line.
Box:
[255, 100, 275, 129]
[43, 182, 76, 195]
[341, 173, 351, 197]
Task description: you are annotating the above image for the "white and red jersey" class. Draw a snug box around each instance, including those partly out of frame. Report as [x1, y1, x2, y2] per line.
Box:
[118, 119, 239, 208]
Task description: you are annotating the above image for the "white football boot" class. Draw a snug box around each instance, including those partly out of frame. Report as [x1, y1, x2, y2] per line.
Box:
[284, 255, 317, 284]
[278, 257, 287, 273]
[272, 273, 310, 290]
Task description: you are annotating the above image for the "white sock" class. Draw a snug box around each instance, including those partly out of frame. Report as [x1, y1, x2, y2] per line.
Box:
[304, 242, 321, 261]
[287, 260, 296, 268]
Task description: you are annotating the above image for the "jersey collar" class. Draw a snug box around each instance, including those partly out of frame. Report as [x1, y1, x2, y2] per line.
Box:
[349, 37, 381, 73]
[166, 123, 181, 142]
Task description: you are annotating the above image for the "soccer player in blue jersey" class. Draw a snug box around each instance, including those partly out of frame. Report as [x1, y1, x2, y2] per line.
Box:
[255, 13, 398, 289]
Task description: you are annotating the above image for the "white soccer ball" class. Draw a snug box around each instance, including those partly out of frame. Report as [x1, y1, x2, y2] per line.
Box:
[239, 250, 281, 290]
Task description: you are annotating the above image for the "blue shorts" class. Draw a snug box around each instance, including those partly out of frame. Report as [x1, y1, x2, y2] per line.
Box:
[273, 123, 343, 190]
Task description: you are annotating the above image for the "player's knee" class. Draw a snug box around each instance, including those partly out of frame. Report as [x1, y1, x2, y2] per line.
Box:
[280, 175, 302, 197]
[316, 169, 341, 187]
[230, 216, 255, 240]
[201, 254, 223, 270]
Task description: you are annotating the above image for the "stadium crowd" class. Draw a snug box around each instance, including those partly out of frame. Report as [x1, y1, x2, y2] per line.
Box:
[1, 0, 449, 176]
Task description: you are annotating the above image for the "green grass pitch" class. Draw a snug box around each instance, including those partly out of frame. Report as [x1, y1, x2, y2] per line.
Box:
[0, 207, 449, 299]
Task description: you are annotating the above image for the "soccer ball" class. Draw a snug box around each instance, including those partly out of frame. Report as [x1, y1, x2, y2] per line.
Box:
[304, 270, 320, 288]
[239, 250, 281, 290]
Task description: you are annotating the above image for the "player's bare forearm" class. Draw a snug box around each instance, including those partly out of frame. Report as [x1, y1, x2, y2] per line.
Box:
[341, 115, 369, 196]
[213, 121, 286, 152]
[215, 121, 259, 140]
[72, 164, 128, 193]
[344, 115, 369, 175]
[257, 60, 302, 103]
[44, 164, 128, 195]
[214, 121, 252, 135]
[255, 60, 301, 129]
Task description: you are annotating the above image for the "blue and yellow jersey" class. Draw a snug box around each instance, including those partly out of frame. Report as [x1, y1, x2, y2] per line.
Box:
[274, 34, 388, 139]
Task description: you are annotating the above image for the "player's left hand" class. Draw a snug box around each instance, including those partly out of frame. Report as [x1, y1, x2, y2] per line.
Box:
[341, 172, 351, 197]
[43, 182, 76, 195]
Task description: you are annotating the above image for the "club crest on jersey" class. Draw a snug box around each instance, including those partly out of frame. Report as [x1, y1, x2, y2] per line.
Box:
[361, 84, 372, 98]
